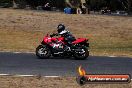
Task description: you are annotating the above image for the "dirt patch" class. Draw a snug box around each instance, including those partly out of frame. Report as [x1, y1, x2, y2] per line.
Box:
[0, 76, 131, 88]
[0, 8, 132, 57]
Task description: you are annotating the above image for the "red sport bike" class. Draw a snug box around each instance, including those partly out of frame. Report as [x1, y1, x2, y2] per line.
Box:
[36, 34, 89, 60]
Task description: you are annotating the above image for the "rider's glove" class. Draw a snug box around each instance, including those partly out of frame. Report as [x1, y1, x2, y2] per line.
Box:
[50, 34, 54, 37]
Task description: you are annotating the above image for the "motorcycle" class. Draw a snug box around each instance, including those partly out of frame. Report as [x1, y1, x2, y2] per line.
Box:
[36, 34, 89, 60]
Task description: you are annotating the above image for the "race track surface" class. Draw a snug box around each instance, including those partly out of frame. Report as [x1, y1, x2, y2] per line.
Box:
[0, 52, 132, 76]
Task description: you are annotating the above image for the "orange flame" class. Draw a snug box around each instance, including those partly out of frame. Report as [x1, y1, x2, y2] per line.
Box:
[78, 66, 86, 76]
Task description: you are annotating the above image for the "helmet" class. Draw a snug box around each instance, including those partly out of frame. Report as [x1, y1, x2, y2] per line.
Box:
[57, 24, 65, 33]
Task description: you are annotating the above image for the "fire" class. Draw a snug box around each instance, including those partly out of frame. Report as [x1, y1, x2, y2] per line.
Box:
[78, 66, 86, 76]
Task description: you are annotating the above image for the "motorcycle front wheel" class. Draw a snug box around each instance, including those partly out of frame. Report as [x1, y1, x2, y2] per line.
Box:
[74, 46, 89, 60]
[36, 45, 51, 59]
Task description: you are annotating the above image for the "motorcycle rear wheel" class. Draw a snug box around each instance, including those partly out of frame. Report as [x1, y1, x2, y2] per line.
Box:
[36, 45, 51, 59]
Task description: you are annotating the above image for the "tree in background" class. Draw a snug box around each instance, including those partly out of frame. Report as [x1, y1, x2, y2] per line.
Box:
[90, 0, 107, 11]
[0, 0, 131, 13]
[0, 0, 12, 7]
[89, 0, 132, 13]
[0, 0, 11, 3]
[127, 0, 132, 14]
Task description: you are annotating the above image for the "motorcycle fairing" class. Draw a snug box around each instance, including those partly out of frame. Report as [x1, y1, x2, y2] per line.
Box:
[72, 38, 88, 44]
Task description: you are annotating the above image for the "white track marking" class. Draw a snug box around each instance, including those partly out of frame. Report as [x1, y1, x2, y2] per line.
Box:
[0, 74, 132, 81]
[0, 51, 35, 54]
[108, 56, 117, 57]
[15, 75, 35, 77]
[0, 74, 60, 77]
[14, 52, 21, 54]
[0, 74, 10, 76]
[44, 76, 60, 78]
[13, 52, 34, 54]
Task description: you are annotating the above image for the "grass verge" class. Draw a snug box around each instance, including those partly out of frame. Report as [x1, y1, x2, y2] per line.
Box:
[0, 8, 132, 57]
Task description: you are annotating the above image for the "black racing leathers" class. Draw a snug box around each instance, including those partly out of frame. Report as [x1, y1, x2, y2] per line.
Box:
[50, 31, 76, 46]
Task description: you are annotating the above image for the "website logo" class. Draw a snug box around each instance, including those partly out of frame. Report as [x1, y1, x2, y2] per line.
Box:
[76, 66, 131, 85]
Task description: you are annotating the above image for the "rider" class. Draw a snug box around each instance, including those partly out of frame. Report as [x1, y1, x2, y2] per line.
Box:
[50, 24, 76, 50]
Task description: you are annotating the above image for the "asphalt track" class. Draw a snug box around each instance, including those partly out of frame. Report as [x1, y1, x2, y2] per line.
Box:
[0, 52, 132, 76]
